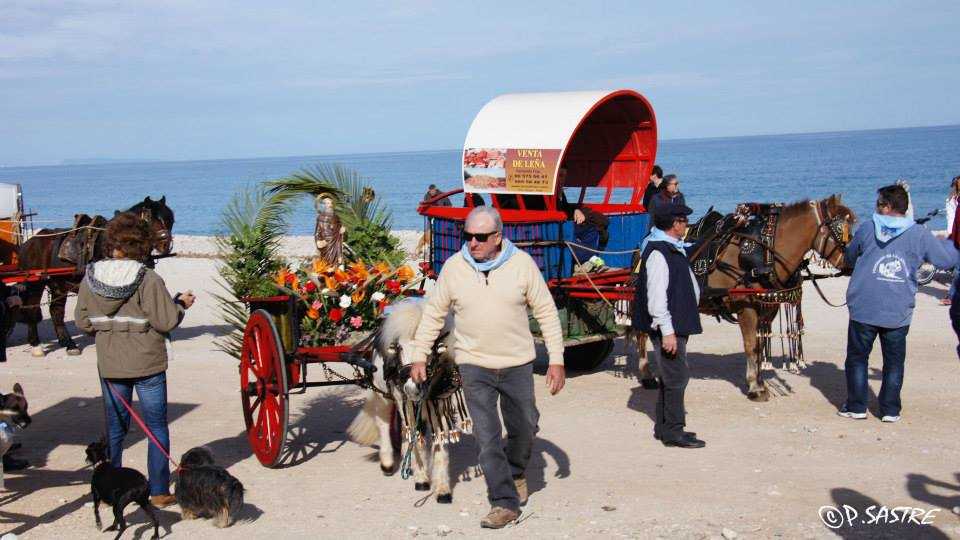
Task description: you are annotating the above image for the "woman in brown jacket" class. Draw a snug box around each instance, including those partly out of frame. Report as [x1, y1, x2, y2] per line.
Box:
[75, 212, 195, 508]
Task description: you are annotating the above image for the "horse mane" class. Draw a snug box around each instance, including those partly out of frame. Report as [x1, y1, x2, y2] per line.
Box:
[779, 199, 814, 221]
[376, 299, 455, 359]
[779, 195, 856, 223]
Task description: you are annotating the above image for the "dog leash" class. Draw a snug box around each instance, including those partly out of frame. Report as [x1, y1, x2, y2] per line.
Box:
[104, 380, 182, 472]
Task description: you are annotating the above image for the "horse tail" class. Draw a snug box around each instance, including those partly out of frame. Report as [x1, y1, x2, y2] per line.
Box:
[347, 390, 391, 446]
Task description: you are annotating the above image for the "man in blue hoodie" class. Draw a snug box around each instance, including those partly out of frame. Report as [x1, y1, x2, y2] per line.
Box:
[839, 184, 958, 423]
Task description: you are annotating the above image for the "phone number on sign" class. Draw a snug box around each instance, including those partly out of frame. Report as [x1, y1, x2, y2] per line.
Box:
[818, 505, 939, 529]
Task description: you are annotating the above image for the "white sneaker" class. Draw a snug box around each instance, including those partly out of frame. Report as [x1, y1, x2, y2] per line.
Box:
[837, 408, 867, 420]
[881, 415, 901, 423]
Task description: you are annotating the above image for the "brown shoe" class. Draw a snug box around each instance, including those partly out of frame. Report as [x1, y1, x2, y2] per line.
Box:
[480, 506, 519, 529]
[149, 494, 177, 508]
[514, 477, 528, 506]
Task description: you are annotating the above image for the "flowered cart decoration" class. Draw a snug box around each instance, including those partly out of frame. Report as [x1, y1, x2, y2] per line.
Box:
[275, 258, 418, 347]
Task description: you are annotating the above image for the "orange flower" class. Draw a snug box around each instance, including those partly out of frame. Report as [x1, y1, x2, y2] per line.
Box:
[324, 275, 338, 290]
[312, 258, 330, 275]
[275, 268, 292, 287]
[349, 261, 369, 281]
[373, 262, 390, 275]
[334, 268, 349, 283]
[306, 308, 320, 320]
[396, 265, 415, 283]
[351, 289, 366, 304]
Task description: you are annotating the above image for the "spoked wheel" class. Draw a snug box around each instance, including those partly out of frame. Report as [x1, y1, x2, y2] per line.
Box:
[240, 310, 289, 467]
[563, 338, 615, 372]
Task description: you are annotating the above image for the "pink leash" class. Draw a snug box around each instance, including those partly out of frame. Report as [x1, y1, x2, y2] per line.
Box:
[105, 380, 181, 472]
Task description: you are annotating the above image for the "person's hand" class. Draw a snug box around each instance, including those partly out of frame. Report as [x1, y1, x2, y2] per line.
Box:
[410, 361, 427, 384]
[573, 209, 586, 225]
[662, 334, 678, 355]
[178, 291, 196, 309]
[5, 296, 22, 308]
[546, 365, 566, 395]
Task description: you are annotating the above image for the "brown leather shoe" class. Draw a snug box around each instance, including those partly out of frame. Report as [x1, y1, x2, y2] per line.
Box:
[480, 506, 520, 529]
[149, 494, 177, 508]
[514, 477, 528, 506]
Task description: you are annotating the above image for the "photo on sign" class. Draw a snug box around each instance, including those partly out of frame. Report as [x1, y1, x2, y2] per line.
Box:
[464, 166, 507, 192]
[463, 148, 506, 169]
[463, 148, 508, 191]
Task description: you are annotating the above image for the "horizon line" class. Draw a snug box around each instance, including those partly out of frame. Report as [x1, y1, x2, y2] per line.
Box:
[5, 121, 959, 169]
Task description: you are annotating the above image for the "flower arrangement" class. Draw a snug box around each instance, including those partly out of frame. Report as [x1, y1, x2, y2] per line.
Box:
[276, 258, 418, 346]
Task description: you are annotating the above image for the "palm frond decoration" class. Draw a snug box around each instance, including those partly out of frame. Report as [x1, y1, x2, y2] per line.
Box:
[213, 185, 300, 359]
[267, 164, 404, 265]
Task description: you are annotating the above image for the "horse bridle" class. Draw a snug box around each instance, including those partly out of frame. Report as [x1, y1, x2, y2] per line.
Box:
[138, 206, 173, 255]
[809, 199, 851, 267]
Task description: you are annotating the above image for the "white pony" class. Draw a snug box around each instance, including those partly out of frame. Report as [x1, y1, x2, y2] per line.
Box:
[348, 300, 470, 504]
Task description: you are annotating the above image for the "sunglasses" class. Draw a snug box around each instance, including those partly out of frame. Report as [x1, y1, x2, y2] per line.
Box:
[462, 230, 498, 242]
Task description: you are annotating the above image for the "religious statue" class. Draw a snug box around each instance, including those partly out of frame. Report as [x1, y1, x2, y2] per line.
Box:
[314, 195, 344, 266]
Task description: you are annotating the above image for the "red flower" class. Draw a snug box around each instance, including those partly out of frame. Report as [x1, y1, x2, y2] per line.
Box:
[329, 308, 343, 322]
[418, 261, 431, 273]
[385, 279, 401, 294]
[304, 281, 317, 293]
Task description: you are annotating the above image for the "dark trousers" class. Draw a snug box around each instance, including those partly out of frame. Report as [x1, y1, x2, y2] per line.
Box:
[572, 224, 600, 263]
[951, 285, 960, 360]
[100, 372, 171, 496]
[843, 320, 909, 417]
[459, 362, 539, 513]
[650, 334, 690, 441]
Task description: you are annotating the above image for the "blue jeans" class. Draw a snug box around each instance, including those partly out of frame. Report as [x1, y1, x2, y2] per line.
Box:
[843, 320, 909, 417]
[100, 372, 171, 496]
[459, 362, 539, 512]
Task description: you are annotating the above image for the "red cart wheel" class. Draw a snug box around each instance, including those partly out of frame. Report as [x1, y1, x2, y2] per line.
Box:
[240, 310, 289, 467]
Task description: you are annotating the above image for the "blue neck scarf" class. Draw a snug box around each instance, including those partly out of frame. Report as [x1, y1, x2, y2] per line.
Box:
[872, 213, 914, 243]
[461, 237, 517, 272]
[639, 228, 692, 256]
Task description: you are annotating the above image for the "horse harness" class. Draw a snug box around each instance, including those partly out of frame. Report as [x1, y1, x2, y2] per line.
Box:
[55, 214, 108, 269]
[690, 201, 850, 294]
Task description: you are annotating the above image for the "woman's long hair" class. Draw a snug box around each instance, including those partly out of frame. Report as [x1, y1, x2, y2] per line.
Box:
[951, 175, 960, 201]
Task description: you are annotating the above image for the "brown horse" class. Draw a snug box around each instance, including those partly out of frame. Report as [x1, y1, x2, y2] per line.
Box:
[699, 195, 856, 401]
[14, 197, 174, 357]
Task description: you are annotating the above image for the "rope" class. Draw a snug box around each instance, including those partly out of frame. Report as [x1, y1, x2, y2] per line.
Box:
[104, 380, 181, 472]
[564, 243, 632, 318]
[18, 225, 107, 239]
[563, 241, 641, 256]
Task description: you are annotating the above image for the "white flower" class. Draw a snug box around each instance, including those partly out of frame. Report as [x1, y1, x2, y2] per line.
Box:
[321, 288, 330, 294]
[371, 291, 386, 302]
[339, 295, 352, 308]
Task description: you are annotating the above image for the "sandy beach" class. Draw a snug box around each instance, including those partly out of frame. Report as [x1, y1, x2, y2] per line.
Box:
[2, 234, 960, 539]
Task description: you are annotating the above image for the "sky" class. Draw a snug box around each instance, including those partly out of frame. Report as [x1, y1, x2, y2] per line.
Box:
[1, 1, 958, 166]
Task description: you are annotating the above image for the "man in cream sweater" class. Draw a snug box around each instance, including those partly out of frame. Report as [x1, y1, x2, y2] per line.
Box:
[409, 206, 566, 529]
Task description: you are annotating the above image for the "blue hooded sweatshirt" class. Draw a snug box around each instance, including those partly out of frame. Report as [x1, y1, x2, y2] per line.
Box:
[845, 219, 958, 327]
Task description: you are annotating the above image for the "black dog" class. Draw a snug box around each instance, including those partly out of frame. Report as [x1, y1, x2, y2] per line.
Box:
[85, 438, 160, 540]
[175, 447, 244, 528]
[1, 383, 31, 489]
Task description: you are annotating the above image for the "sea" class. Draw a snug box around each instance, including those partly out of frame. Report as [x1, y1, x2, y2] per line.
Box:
[2, 124, 958, 235]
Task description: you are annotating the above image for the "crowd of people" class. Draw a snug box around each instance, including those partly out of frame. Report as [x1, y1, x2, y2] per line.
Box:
[3, 172, 959, 529]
